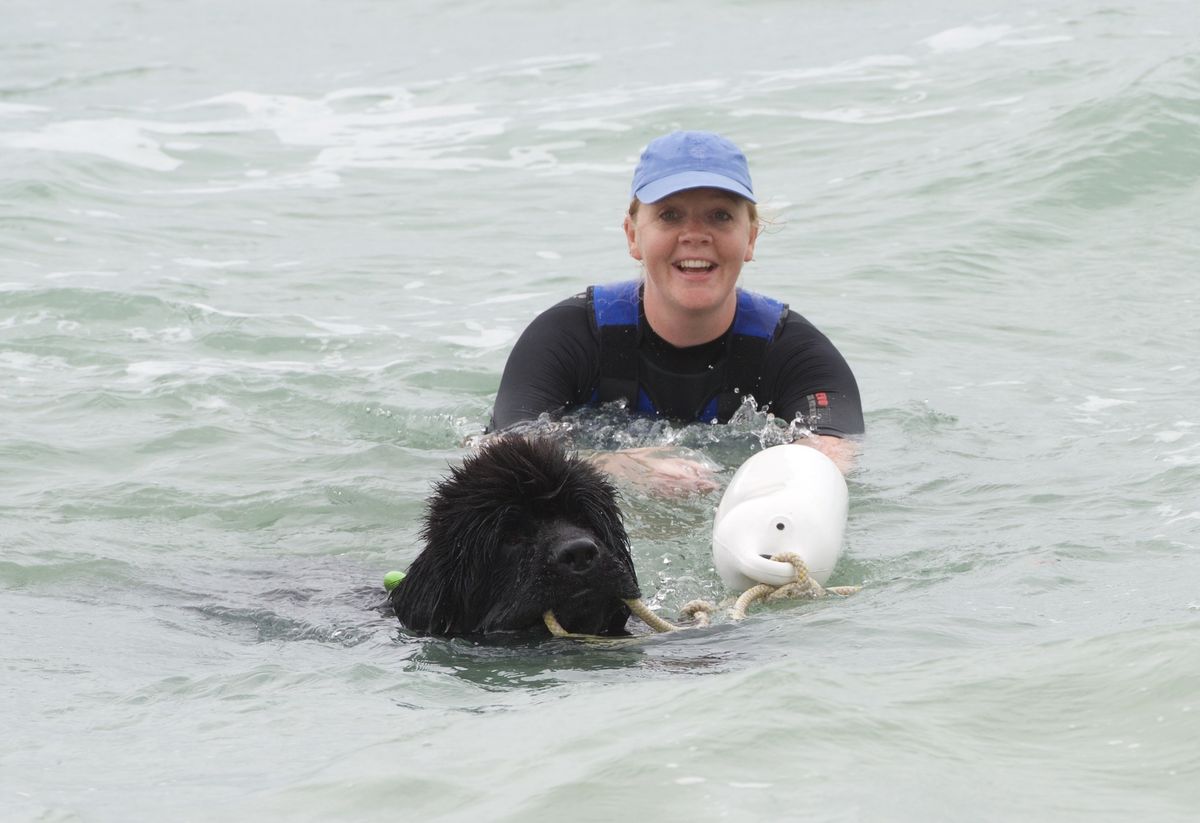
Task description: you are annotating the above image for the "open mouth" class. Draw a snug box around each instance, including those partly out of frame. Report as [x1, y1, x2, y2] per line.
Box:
[540, 574, 641, 636]
[673, 259, 717, 275]
[543, 595, 625, 635]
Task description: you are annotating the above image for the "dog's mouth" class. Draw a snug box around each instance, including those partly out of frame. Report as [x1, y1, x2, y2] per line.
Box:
[544, 585, 639, 636]
[543, 606, 626, 636]
[530, 529, 642, 636]
[478, 572, 640, 637]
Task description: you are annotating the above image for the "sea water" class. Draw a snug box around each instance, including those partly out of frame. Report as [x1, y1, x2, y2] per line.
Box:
[2, 0, 1198, 820]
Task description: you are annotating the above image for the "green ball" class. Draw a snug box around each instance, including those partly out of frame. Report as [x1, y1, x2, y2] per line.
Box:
[383, 570, 406, 593]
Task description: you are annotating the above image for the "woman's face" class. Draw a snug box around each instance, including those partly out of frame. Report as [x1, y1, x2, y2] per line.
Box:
[624, 187, 758, 338]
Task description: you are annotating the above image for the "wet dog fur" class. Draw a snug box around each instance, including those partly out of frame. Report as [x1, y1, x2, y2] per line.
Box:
[390, 436, 641, 637]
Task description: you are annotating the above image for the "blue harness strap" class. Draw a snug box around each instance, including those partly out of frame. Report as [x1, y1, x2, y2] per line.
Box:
[587, 280, 786, 422]
[591, 280, 640, 327]
[588, 280, 652, 414]
[733, 288, 787, 338]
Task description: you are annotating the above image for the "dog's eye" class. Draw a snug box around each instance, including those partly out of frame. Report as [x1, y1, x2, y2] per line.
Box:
[774, 521, 786, 531]
[498, 538, 525, 563]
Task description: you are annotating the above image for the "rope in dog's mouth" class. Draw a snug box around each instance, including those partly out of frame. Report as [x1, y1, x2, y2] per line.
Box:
[542, 552, 862, 638]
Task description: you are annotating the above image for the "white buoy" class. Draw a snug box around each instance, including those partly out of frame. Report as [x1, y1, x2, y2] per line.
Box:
[712, 445, 848, 590]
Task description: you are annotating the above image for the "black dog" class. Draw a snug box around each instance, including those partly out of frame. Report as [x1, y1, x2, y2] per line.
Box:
[390, 436, 642, 637]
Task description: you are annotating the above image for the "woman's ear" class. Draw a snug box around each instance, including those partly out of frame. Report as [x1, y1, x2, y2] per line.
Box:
[623, 214, 643, 261]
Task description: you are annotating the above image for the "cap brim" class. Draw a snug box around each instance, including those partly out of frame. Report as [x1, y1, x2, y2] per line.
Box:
[634, 170, 756, 204]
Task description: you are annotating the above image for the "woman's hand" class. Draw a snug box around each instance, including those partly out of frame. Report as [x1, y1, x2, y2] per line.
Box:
[588, 446, 719, 495]
[588, 435, 856, 496]
[796, 434, 859, 475]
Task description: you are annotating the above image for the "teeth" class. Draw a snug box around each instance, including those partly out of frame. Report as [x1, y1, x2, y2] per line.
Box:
[676, 260, 714, 270]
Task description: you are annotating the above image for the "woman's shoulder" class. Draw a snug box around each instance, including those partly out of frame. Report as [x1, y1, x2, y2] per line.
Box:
[516, 291, 594, 346]
[776, 307, 830, 340]
[531, 291, 590, 324]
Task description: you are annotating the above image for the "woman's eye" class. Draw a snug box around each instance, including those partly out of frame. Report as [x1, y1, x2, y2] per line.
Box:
[711, 210, 733, 222]
[658, 209, 681, 222]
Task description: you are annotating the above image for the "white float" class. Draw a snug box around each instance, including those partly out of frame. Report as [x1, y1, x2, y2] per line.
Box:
[712, 445, 848, 591]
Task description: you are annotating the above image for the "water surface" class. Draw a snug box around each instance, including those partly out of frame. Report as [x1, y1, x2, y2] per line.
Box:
[3, 0, 1199, 820]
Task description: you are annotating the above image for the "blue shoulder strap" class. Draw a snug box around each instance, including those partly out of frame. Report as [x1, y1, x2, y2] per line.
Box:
[732, 288, 787, 340]
[592, 280, 640, 328]
[588, 281, 648, 413]
[720, 289, 788, 420]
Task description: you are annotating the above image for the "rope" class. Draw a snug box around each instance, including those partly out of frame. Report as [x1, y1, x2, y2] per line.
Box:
[726, 552, 861, 619]
[542, 610, 571, 637]
[624, 597, 682, 633]
[542, 598, 685, 638]
[542, 554, 860, 638]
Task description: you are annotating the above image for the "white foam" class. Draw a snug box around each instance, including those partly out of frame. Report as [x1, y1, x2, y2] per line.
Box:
[439, 322, 513, 349]
[1000, 36, 1073, 47]
[477, 53, 600, 80]
[0, 351, 71, 372]
[189, 396, 230, 411]
[538, 119, 631, 133]
[127, 327, 195, 343]
[476, 292, 549, 306]
[0, 119, 182, 171]
[0, 85, 515, 179]
[44, 270, 118, 280]
[1161, 438, 1200, 467]
[179, 90, 486, 150]
[1076, 395, 1133, 413]
[980, 96, 1026, 108]
[173, 258, 249, 270]
[756, 106, 959, 125]
[189, 302, 258, 319]
[304, 318, 373, 336]
[123, 358, 321, 384]
[0, 102, 50, 116]
[923, 25, 1014, 52]
[174, 168, 343, 194]
[750, 55, 917, 85]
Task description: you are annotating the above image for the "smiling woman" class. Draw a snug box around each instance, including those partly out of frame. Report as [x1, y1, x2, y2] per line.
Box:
[625, 188, 759, 346]
[489, 130, 865, 488]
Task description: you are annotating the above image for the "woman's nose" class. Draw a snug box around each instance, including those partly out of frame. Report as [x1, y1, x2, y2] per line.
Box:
[679, 217, 711, 241]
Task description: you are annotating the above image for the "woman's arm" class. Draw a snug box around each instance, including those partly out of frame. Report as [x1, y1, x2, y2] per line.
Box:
[490, 297, 597, 432]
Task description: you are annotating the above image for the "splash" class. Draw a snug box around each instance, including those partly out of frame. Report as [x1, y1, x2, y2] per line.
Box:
[482, 396, 822, 471]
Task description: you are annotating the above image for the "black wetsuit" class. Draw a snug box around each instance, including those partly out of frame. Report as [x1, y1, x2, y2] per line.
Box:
[490, 287, 864, 437]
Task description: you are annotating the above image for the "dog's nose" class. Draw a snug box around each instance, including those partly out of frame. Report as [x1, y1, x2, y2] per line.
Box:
[553, 537, 599, 574]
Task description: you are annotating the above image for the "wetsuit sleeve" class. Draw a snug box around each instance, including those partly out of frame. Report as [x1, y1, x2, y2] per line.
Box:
[489, 296, 599, 432]
[760, 310, 865, 437]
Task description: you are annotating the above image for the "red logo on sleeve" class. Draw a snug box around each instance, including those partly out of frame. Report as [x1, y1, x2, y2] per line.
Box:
[814, 392, 829, 407]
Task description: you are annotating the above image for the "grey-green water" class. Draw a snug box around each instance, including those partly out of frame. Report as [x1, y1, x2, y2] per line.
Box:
[3, 0, 1199, 820]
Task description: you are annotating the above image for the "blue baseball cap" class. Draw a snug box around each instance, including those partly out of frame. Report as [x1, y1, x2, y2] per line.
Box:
[630, 130, 756, 204]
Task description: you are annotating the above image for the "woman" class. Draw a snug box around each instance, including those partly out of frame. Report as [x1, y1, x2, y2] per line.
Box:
[490, 131, 864, 490]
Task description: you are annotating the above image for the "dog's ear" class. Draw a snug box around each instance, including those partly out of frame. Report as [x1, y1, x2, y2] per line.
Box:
[391, 546, 472, 636]
[392, 518, 514, 636]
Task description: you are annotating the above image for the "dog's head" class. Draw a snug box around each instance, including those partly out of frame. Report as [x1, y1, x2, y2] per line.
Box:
[391, 436, 641, 637]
